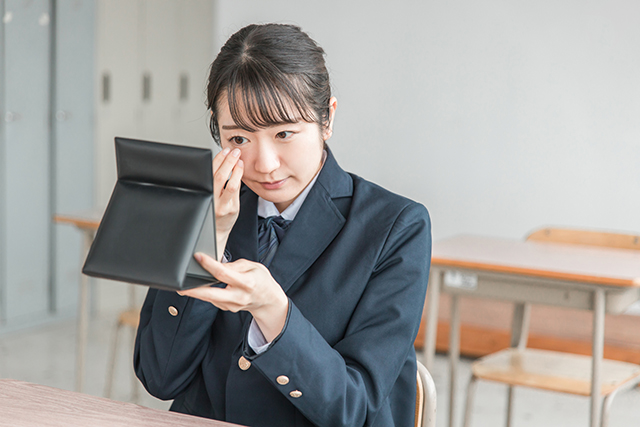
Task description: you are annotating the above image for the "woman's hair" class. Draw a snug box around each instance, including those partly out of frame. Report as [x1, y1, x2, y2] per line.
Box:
[206, 23, 331, 145]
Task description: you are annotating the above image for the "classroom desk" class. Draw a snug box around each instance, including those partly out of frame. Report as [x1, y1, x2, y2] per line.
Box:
[422, 235, 640, 427]
[0, 379, 242, 427]
[53, 211, 102, 393]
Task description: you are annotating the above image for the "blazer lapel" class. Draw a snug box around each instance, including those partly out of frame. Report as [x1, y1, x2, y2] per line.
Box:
[268, 148, 353, 293]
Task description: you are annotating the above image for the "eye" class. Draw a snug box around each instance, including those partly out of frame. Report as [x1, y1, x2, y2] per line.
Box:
[276, 131, 293, 140]
[229, 136, 249, 145]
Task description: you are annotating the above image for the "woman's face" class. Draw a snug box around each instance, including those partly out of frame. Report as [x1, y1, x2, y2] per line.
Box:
[217, 96, 336, 212]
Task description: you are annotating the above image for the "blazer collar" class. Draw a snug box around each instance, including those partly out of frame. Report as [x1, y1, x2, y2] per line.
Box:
[227, 147, 353, 292]
[314, 146, 353, 200]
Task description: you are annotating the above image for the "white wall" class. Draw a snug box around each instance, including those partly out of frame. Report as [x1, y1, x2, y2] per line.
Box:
[212, 0, 640, 241]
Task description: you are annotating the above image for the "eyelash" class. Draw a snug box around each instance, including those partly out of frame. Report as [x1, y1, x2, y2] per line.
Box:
[276, 131, 294, 140]
[227, 130, 294, 145]
[229, 136, 248, 145]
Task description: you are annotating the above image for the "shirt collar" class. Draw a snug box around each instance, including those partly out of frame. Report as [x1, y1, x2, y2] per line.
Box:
[257, 150, 327, 221]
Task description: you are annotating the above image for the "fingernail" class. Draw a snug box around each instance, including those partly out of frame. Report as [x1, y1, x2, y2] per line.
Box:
[232, 148, 240, 157]
[194, 252, 203, 262]
[237, 159, 244, 168]
[222, 147, 230, 155]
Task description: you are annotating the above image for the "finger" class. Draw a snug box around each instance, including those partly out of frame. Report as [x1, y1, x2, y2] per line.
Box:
[213, 149, 241, 196]
[218, 160, 244, 202]
[195, 252, 248, 283]
[215, 160, 244, 216]
[178, 286, 246, 312]
[212, 147, 230, 173]
[223, 257, 261, 273]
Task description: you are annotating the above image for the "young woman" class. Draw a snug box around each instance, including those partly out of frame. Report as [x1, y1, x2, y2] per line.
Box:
[134, 23, 431, 427]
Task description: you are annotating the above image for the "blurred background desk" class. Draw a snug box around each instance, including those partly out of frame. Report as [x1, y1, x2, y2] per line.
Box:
[423, 234, 640, 427]
[0, 379, 242, 427]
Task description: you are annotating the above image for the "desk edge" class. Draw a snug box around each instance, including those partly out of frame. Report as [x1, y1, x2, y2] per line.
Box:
[431, 257, 640, 288]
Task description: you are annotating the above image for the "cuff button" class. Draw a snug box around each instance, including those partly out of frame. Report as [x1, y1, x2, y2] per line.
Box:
[168, 306, 178, 316]
[289, 390, 302, 398]
[276, 375, 289, 385]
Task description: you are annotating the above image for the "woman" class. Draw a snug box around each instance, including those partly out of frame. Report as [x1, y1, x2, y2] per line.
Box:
[134, 23, 431, 427]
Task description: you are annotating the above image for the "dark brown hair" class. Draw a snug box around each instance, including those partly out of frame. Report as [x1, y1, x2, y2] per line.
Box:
[206, 24, 331, 145]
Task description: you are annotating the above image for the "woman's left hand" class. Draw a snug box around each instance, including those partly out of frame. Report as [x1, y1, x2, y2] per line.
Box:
[178, 253, 289, 342]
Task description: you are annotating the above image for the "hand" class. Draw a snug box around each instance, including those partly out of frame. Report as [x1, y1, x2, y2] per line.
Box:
[213, 147, 244, 260]
[178, 253, 289, 342]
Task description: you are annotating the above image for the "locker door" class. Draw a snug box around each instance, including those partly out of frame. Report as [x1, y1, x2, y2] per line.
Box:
[94, 0, 140, 208]
[139, 0, 179, 143]
[0, 0, 6, 323]
[2, 0, 51, 324]
[53, 0, 95, 314]
[176, 0, 214, 149]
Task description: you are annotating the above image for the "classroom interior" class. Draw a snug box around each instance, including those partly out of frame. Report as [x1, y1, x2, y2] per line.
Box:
[1, 1, 639, 426]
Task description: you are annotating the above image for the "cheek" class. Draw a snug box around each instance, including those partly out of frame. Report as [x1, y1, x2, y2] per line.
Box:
[236, 146, 254, 166]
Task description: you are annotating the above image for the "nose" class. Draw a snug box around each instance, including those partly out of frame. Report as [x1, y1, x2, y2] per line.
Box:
[254, 140, 280, 175]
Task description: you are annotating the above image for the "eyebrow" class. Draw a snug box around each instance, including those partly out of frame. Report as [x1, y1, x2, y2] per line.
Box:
[221, 121, 301, 131]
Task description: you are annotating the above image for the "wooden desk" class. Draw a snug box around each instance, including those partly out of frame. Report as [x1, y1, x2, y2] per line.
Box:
[0, 379, 242, 426]
[53, 211, 102, 393]
[423, 235, 640, 427]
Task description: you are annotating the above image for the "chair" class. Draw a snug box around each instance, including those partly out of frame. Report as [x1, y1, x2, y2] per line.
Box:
[462, 227, 640, 427]
[416, 359, 437, 427]
[104, 287, 140, 403]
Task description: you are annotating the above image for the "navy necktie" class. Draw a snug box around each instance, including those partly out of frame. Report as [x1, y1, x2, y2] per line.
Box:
[257, 216, 292, 267]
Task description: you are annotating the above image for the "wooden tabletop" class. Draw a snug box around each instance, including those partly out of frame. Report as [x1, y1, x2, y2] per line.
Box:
[53, 210, 103, 231]
[432, 235, 640, 287]
[0, 379, 243, 427]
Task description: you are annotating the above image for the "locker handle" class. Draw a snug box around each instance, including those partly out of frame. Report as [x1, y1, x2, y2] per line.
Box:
[4, 111, 21, 122]
[56, 110, 72, 122]
[102, 73, 110, 103]
[179, 73, 189, 101]
[142, 73, 152, 102]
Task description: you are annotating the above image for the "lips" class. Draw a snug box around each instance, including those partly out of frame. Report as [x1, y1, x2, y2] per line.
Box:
[259, 178, 288, 190]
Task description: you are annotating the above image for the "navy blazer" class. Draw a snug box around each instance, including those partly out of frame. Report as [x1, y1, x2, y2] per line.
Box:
[134, 149, 431, 427]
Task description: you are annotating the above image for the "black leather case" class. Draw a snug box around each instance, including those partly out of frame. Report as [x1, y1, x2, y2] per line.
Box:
[82, 137, 220, 290]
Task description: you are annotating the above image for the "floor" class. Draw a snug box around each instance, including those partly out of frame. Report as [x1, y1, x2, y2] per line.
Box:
[1, 309, 639, 427]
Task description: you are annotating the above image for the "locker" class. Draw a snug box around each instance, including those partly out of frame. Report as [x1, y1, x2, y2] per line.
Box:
[175, 0, 215, 149]
[94, 0, 213, 209]
[2, 0, 52, 325]
[95, 0, 140, 208]
[52, 0, 95, 314]
[0, 0, 95, 329]
[0, 0, 6, 322]
[139, 0, 180, 142]
[92, 0, 214, 312]
[0, 0, 214, 328]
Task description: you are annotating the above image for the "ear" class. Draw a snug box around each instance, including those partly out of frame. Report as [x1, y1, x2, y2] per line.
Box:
[322, 97, 338, 141]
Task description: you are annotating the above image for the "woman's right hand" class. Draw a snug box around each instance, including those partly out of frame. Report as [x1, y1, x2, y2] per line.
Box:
[213, 147, 244, 260]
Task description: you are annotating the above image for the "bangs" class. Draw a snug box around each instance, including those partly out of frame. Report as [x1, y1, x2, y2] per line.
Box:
[225, 62, 317, 132]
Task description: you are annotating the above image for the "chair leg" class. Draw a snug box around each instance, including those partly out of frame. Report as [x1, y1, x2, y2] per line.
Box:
[511, 303, 531, 350]
[130, 326, 140, 403]
[104, 321, 123, 399]
[462, 375, 478, 427]
[600, 388, 621, 427]
[506, 386, 515, 427]
[600, 395, 611, 427]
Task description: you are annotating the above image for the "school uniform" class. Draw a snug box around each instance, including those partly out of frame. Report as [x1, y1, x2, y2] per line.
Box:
[134, 148, 431, 427]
